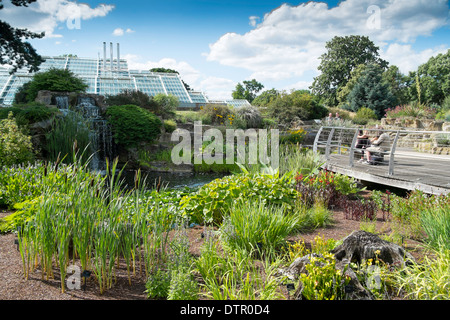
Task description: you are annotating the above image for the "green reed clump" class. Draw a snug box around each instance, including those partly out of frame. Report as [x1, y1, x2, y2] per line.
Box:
[220, 200, 299, 255]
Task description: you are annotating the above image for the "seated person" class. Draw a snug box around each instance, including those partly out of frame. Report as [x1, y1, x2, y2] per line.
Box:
[364, 130, 391, 164]
[356, 130, 370, 149]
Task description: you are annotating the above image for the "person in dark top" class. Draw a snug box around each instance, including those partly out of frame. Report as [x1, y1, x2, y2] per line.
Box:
[356, 130, 370, 162]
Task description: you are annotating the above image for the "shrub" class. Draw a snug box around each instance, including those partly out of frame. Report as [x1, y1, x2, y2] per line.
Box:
[299, 252, 351, 300]
[385, 102, 437, 119]
[14, 68, 88, 103]
[0, 113, 34, 167]
[153, 94, 179, 119]
[106, 105, 162, 147]
[163, 119, 177, 133]
[105, 89, 158, 112]
[266, 91, 328, 125]
[280, 129, 307, 145]
[353, 107, 378, 125]
[0, 103, 57, 127]
[235, 105, 263, 128]
[168, 268, 199, 300]
[145, 269, 171, 299]
[199, 104, 234, 125]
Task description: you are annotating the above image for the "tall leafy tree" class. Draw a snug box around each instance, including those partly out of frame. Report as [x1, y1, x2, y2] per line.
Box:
[232, 79, 264, 103]
[0, 0, 45, 73]
[409, 50, 450, 105]
[382, 65, 410, 106]
[348, 64, 396, 119]
[311, 35, 388, 107]
[252, 88, 280, 108]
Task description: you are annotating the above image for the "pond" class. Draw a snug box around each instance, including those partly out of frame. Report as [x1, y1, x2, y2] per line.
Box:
[121, 170, 228, 190]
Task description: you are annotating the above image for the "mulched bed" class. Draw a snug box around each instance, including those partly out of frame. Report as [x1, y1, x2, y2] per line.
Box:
[0, 196, 427, 301]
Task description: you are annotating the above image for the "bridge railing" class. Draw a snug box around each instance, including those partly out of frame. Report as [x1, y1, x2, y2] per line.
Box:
[313, 126, 450, 178]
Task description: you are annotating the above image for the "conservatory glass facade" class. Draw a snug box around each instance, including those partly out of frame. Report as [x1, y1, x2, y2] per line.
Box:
[0, 54, 250, 109]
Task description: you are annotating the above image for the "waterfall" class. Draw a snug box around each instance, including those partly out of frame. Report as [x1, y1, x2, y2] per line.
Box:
[53, 95, 115, 172]
[75, 96, 115, 172]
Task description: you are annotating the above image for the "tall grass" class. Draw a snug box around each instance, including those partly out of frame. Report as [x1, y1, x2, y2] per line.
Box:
[420, 206, 450, 251]
[220, 200, 299, 255]
[394, 246, 450, 300]
[13, 152, 180, 294]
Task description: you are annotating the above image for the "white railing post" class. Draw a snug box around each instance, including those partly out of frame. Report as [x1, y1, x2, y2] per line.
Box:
[313, 127, 324, 154]
[349, 129, 359, 168]
[325, 128, 335, 161]
[388, 130, 400, 177]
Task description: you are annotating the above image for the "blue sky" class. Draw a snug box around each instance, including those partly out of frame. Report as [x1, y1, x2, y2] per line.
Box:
[1, 0, 449, 100]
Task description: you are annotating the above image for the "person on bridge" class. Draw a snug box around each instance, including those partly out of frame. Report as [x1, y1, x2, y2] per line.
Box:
[364, 129, 390, 165]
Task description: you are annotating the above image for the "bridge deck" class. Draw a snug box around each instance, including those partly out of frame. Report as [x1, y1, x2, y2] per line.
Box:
[324, 148, 450, 195]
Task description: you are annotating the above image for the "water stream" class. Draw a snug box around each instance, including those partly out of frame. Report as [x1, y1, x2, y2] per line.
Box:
[55, 95, 115, 172]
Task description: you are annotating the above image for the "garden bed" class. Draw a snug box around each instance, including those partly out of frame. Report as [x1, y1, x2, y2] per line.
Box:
[0, 198, 426, 301]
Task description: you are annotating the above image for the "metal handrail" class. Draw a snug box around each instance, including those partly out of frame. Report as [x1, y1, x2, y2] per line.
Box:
[313, 126, 450, 178]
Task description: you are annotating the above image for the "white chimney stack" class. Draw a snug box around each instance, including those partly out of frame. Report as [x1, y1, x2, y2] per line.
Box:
[103, 42, 107, 71]
[117, 43, 120, 73]
[110, 42, 114, 72]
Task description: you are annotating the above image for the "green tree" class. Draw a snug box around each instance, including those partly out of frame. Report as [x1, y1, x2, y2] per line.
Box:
[14, 68, 88, 103]
[153, 93, 179, 119]
[232, 79, 264, 103]
[0, 0, 45, 73]
[252, 89, 280, 108]
[336, 64, 367, 107]
[0, 112, 34, 166]
[311, 35, 388, 107]
[409, 50, 450, 105]
[382, 65, 410, 106]
[266, 90, 328, 125]
[347, 64, 397, 119]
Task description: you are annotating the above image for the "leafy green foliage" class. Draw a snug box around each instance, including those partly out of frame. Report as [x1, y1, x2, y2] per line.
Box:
[153, 93, 179, 119]
[199, 104, 233, 125]
[15, 68, 88, 103]
[163, 119, 177, 133]
[348, 64, 397, 119]
[266, 90, 328, 125]
[311, 35, 388, 106]
[0, 0, 45, 73]
[0, 103, 57, 127]
[300, 252, 350, 300]
[145, 269, 171, 299]
[106, 105, 162, 147]
[0, 113, 34, 167]
[105, 89, 159, 112]
[410, 49, 450, 105]
[232, 79, 264, 103]
[352, 107, 378, 125]
[180, 171, 298, 225]
[252, 89, 280, 108]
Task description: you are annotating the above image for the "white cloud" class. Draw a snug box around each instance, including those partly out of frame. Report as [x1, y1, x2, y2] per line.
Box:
[0, 0, 114, 38]
[113, 28, 135, 36]
[206, 0, 449, 82]
[113, 28, 124, 36]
